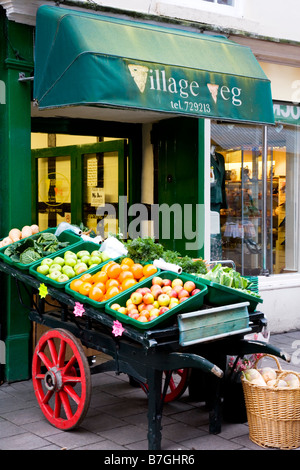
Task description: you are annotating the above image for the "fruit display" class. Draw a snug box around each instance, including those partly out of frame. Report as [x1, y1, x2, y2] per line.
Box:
[110, 275, 200, 323]
[32, 245, 111, 283]
[105, 271, 207, 329]
[67, 258, 158, 303]
[0, 224, 40, 248]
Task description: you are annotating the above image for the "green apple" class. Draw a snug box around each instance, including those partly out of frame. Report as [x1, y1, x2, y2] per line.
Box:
[49, 263, 62, 273]
[53, 256, 65, 266]
[81, 255, 91, 265]
[88, 255, 102, 266]
[62, 265, 76, 278]
[37, 264, 50, 275]
[91, 250, 102, 257]
[64, 257, 76, 267]
[57, 274, 69, 283]
[41, 258, 53, 267]
[77, 250, 90, 259]
[74, 262, 88, 275]
[49, 270, 61, 281]
[64, 251, 77, 260]
[100, 250, 110, 262]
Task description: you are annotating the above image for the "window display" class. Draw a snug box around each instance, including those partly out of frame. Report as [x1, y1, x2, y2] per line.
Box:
[210, 115, 300, 275]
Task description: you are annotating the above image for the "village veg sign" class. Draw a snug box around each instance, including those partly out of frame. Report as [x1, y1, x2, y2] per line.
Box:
[120, 59, 271, 123]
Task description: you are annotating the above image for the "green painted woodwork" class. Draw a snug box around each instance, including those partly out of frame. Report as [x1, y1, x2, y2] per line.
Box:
[32, 140, 127, 229]
[152, 117, 205, 259]
[0, 12, 34, 382]
[33, 5, 274, 124]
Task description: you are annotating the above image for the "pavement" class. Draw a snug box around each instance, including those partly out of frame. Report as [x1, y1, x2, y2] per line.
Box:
[1, 329, 300, 452]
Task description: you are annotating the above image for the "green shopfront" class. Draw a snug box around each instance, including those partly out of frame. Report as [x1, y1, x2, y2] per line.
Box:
[1, 4, 298, 382]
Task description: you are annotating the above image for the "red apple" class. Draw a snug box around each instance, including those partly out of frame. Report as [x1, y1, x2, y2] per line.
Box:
[173, 285, 184, 294]
[162, 278, 172, 286]
[150, 285, 163, 298]
[191, 288, 201, 296]
[136, 287, 151, 295]
[178, 289, 189, 299]
[162, 285, 172, 294]
[184, 281, 196, 293]
[168, 289, 178, 298]
[159, 306, 169, 315]
[152, 276, 164, 286]
[128, 310, 139, 319]
[179, 296, 189, 303]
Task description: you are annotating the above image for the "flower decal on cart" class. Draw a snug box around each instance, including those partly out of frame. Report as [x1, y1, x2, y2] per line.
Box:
[112, 320, 125, 337]
[73, 302, 85, 317]
[38, 283, 48, 299]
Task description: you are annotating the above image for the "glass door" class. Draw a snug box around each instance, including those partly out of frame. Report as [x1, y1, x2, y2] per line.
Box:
[32, 140, 127, 237]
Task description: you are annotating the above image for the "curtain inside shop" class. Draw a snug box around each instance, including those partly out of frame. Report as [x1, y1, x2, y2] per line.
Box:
[210, 119, 300, 275]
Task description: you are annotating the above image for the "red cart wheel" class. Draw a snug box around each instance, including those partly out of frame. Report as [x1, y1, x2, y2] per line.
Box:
[140, 368, 190, 403]
[32, 328, 91, 430]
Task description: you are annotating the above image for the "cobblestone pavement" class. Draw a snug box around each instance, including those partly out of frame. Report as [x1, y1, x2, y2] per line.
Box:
[0, 330, 300, 451]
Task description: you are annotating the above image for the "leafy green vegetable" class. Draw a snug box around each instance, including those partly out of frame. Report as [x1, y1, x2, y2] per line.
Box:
[122, 237, 207, 275]
[198, 263, 261, 298]
[3, 232, 70, 265]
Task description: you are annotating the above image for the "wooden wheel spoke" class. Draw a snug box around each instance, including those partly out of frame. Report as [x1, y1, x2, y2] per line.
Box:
[63, 354, 77, 375]
[54, 392, 62, 419]
[47, 338, 58, 365]
[63, 384, 81, 405]
[62, 375, 82, 384]
[42, 389, 53, 405]
[38, 351, 54, 371]
[59, 390, 74, 420]
[58, 339, 67, 368]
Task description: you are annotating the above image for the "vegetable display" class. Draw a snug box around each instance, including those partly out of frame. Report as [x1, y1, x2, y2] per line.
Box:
[123, 237, 207, 275]
[198, 263, 261, 298]
[3, 232, 70, 264]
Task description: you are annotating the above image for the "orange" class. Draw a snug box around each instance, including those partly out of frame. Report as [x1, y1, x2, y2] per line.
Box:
[121, 278, 137, 291]
[88, 286, 104, 302]
[93, 281, 106, 293]
[92, 270, 108, 284]
[69, 279, 83, 292]
[131, 263, 144, 280]
[107, 263, 122, 279]
[106, 278, 120, 289]
[101, 260, 116, 272]
[80, 273, 94, 283]
[105, 286, 120, 299]
[118, 270, 134, 284]
[121, 257, 134, 267]
[120, 263, 131, 272]
[142, 264, 157, 278]
[78, 281, 92, 296]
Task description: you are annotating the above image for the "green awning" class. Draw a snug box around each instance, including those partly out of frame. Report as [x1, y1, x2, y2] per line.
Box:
[33, 5, 274, 124]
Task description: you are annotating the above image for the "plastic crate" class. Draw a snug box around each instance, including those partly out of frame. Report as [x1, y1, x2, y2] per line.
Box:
[29, 241, 108, 289]
[105, 271, 208, 330]
[65, 261, 160, 308]
[191, 276, 262, 312]
[0, 228, 82, 270]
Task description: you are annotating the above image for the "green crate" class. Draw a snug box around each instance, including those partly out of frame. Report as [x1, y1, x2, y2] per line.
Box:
[105, 271, 208, 330]
[29, 241, 109, 289]
[190, 276, 262, 312]
[65, 261, 160, 309]
[0, 228, 82, 270]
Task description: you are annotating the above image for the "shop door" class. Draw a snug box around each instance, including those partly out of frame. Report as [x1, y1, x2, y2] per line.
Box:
[153, 118, 201, 258]
[32, 140, 127, 237]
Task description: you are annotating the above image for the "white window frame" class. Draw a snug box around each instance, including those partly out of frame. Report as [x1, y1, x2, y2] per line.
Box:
[161, 0, 244, 17]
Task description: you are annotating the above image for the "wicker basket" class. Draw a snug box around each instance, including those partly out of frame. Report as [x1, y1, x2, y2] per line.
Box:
[241, 354, 300, 449]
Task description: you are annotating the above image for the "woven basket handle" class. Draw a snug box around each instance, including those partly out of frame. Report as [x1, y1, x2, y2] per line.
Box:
[254, 354, 282, 371]
[275, 370, 300, 387]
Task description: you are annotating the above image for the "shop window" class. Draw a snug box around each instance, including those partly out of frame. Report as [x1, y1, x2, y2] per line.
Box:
[210, 117, 300, 276]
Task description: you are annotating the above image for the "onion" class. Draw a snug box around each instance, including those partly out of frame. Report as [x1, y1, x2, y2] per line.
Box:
[21, 225, 33, 239]
[2, 236, 13, 246]
[9, 228, 21, 242]
[30, 224, 39, 235]
[260, 367, 277, 383]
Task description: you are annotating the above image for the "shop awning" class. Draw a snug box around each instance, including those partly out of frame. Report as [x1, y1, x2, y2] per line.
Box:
[33, 5, 275, 124]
